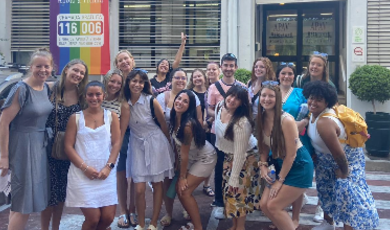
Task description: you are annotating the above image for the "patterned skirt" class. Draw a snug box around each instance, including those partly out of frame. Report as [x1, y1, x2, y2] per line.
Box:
[222, 150, 261, 218]
[315, 145, 379, 229]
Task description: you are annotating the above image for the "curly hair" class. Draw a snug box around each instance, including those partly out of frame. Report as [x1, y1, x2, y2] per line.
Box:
[250, 57, 276, 84]
[187, 68, 209, 90]
[302, 81, 337, 108]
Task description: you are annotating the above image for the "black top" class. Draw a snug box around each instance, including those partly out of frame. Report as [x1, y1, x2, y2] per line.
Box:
[190, 89, 206, 118]
[151, 68, 173, 96]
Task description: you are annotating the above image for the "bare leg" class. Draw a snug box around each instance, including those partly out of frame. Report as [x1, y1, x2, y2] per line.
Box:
[162, 178, 174, 217]
[135, 182, 147, 228]
[150, 181, 163, 228]
[128, 179, 137, 224]
[236, 216, 246, 230]
[324, 212, 334, 225]
[177, 174, 206, 230]
[41, 206, 53, 230]
[97, 205, 116, 230]
[80, 208, 101, 230]
[229, 217, 237, 230]
[117, 171, 129, 227]
[291, 194, 304, 229]
[203, 175, 211, 187]
[8, 211, 30, 230]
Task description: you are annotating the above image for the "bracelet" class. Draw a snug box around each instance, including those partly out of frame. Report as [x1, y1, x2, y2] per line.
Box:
[278, 175, 285, 183]
[179, 176, 187, 180]
[258, 161, 269, 167]
[79, 162, 85, 169]
[83, 165, 89, 172]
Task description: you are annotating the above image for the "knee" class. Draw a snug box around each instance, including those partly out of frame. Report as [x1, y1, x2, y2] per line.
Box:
[100, 212, 115, 226]
[135, 187, 146, 198]
[266, 201, 279, 216]
[85, 215, 100, 228]
[259, 199, 268, 213]
[177, 189, 191, 199]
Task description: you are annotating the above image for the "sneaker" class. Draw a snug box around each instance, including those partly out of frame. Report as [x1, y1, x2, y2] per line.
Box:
[213, 207, 226, 220]
[313, 206, 324, 223]
[311, 221, 335, 230]
[288, 193, 309, 211]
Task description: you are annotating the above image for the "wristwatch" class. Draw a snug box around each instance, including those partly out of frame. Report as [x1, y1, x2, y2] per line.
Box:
[106, 163, 115, 170]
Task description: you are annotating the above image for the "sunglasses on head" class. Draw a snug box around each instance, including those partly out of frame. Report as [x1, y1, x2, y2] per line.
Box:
[262, 81, 279, 86]
[280, 62, 295, 67]
[313, 51, 328, 58]
[134, 68, 148, 74]
[224, 53, 237, 59]
[233, 83, 249, 92]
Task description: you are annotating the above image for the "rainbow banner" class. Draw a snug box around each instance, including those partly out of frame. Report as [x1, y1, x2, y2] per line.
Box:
[50, 0, 110, 75]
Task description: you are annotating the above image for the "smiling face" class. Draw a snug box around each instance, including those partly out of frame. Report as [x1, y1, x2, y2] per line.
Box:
[174, 92, 190, 114]
[278, 67, 295, 87]
[107, 74, 123, 96]
[157, 60, 170, 74]
[309, 57, 326, 79]
[172, 70, 187, 91]
[260, 87, 276, 110]
[129, 74, 145, 95]
[254, 60, 266, 79]
[30, 56, 53, 83]
[65, 63, 86, 86]
[307, 95, 328, 116]
[116, 52, 134, 73]
[225, 94, 242, 112]
[85, 86, 105, 108]
[206, 63, 220, 83]
[192, 70, 206, 88]
[221, 60, 237, 78]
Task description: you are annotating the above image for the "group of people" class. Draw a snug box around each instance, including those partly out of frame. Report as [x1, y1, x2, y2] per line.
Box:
[0, 41, 380, 230]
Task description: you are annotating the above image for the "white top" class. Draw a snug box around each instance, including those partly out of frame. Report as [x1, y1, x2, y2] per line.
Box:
[214, 102, 257, 187]
[248, 86, 260, 118]
[307, 108, 346, 154]
[66, 110, 117, 208]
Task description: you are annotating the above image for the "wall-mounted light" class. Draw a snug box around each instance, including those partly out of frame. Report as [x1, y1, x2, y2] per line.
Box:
[274, 53, 280, 57]
[280, 3, 285, 5]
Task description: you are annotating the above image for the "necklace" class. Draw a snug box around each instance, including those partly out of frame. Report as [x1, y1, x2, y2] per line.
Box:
[282, 87, 293, 105]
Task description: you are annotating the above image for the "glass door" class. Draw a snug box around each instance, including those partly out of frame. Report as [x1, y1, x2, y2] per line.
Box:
[262, 2, 339, 89]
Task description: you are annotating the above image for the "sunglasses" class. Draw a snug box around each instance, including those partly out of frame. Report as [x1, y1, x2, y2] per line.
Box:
[280, 62, 295, 67]
[262, 81, 279, 86]
[234, 83, 249, 92]
[223, 53, 237, 59]
[313, 51, 328, 58]
[134, 68, 148, 74]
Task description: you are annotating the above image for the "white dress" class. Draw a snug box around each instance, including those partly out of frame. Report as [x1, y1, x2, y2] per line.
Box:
[65, 110, 118, 208]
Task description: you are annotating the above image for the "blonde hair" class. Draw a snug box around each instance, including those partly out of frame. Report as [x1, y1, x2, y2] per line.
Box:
[250, 57, 276, 84]
[303, 54, 329, 82]
[187, 69, 209, 90]
[256, 85, 286, 159]
[29, 47, 55, 71]
[103, 68, 125, 102]
[53, 59, 89, 108]
[114, 50, 136, 71]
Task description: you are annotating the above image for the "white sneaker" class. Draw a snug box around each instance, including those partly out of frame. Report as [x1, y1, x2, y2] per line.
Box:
[289, 193, 309, 211]
[213, 207, 226, 220]
[313, 206, 324, 223]
[311, 221, 335, 230]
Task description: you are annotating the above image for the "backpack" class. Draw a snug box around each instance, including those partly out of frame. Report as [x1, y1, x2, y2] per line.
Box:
[321, 105, 369, 148]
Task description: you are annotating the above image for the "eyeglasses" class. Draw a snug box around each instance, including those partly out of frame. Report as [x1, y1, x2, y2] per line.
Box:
[280, 62, 295, 67]
[313, 51, 328, 58]
[134, 68, 148, 74]
[262, 81, 279, 86]
[173, 76, 187, 81]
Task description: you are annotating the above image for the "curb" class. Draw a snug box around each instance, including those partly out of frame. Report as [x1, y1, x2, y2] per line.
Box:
[365, 154, 390, 172]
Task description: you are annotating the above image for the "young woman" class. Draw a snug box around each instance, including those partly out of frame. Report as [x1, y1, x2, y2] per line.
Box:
[124, 69, 174, 230]
[257, 81, 314, 230]
[215, 86, 260, 230]
[102, 69, 134, 228]
[151, 33, 187, 96]
[113, 50, 138, 227]
[206, 62, 220, 85]
[294, 51, 336, 89]
[303, 81, 379, 230]
[0, 48, 54, 230]
[41, 59, 89, 230]
[187, 69, 215, 197]
[64, 81, 121, 229]
[157, 68, 202, 226]
[170, 89, 217, 230]
[247, 57, 276, 118]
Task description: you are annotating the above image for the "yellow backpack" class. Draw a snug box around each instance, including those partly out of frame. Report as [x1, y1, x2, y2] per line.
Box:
[321, 105, 370, 148]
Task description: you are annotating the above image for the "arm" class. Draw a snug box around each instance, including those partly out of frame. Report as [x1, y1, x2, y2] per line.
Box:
[296, 117, 309, 134]
[228, 119, 251, 190]
[207, 85, 216, 119]
[196, 105, 203, 125]
[177, 125, 192, 196]
[119, 101, 130, 140]
[0, 90, 21, 177]
[317, 117, 349, 178]
[64, 114, 99, 180]
[171, 32, 187, 69]
[153, 98, 170, 140]
[98, 112, 121, 180]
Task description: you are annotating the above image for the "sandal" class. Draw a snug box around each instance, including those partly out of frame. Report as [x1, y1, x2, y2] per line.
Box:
[182, 210, 191, 221]
[135, 225, 145, 230]
[203, 186, 215, 197]
[129, 213, 138, 227]
[117, 214, 130, 228]
[147, 224, 157, 230]
[160, 214, 172, 227]
[179, 222, 194, 230]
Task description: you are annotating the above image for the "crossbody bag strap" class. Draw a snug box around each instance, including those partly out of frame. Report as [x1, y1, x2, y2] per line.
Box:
[214, 81, 226, 98]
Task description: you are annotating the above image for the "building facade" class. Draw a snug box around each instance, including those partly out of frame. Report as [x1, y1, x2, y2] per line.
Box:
[0, 0, 389, 115]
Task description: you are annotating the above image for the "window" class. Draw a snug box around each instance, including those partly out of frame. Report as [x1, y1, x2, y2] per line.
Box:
[119, 0, 221, 68]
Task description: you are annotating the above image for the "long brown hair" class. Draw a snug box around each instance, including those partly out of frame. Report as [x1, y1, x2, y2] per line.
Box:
[250, 57, 275, 84]
[256, 85, 285, 159]
[302, 54, 329, 82]
[103, 68, 125, 102]
[187, 68, 209, 90]
[53, 59, 89, 108]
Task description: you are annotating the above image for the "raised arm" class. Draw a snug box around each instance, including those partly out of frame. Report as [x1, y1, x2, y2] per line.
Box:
[171, 32, 187, 69]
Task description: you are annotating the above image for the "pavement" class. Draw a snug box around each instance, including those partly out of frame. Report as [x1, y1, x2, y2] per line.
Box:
[0, 170, 389, 230]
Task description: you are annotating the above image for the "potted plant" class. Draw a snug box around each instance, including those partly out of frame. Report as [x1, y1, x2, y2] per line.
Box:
[349, 64, 390, 157]
[234, 68, 252, 84]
